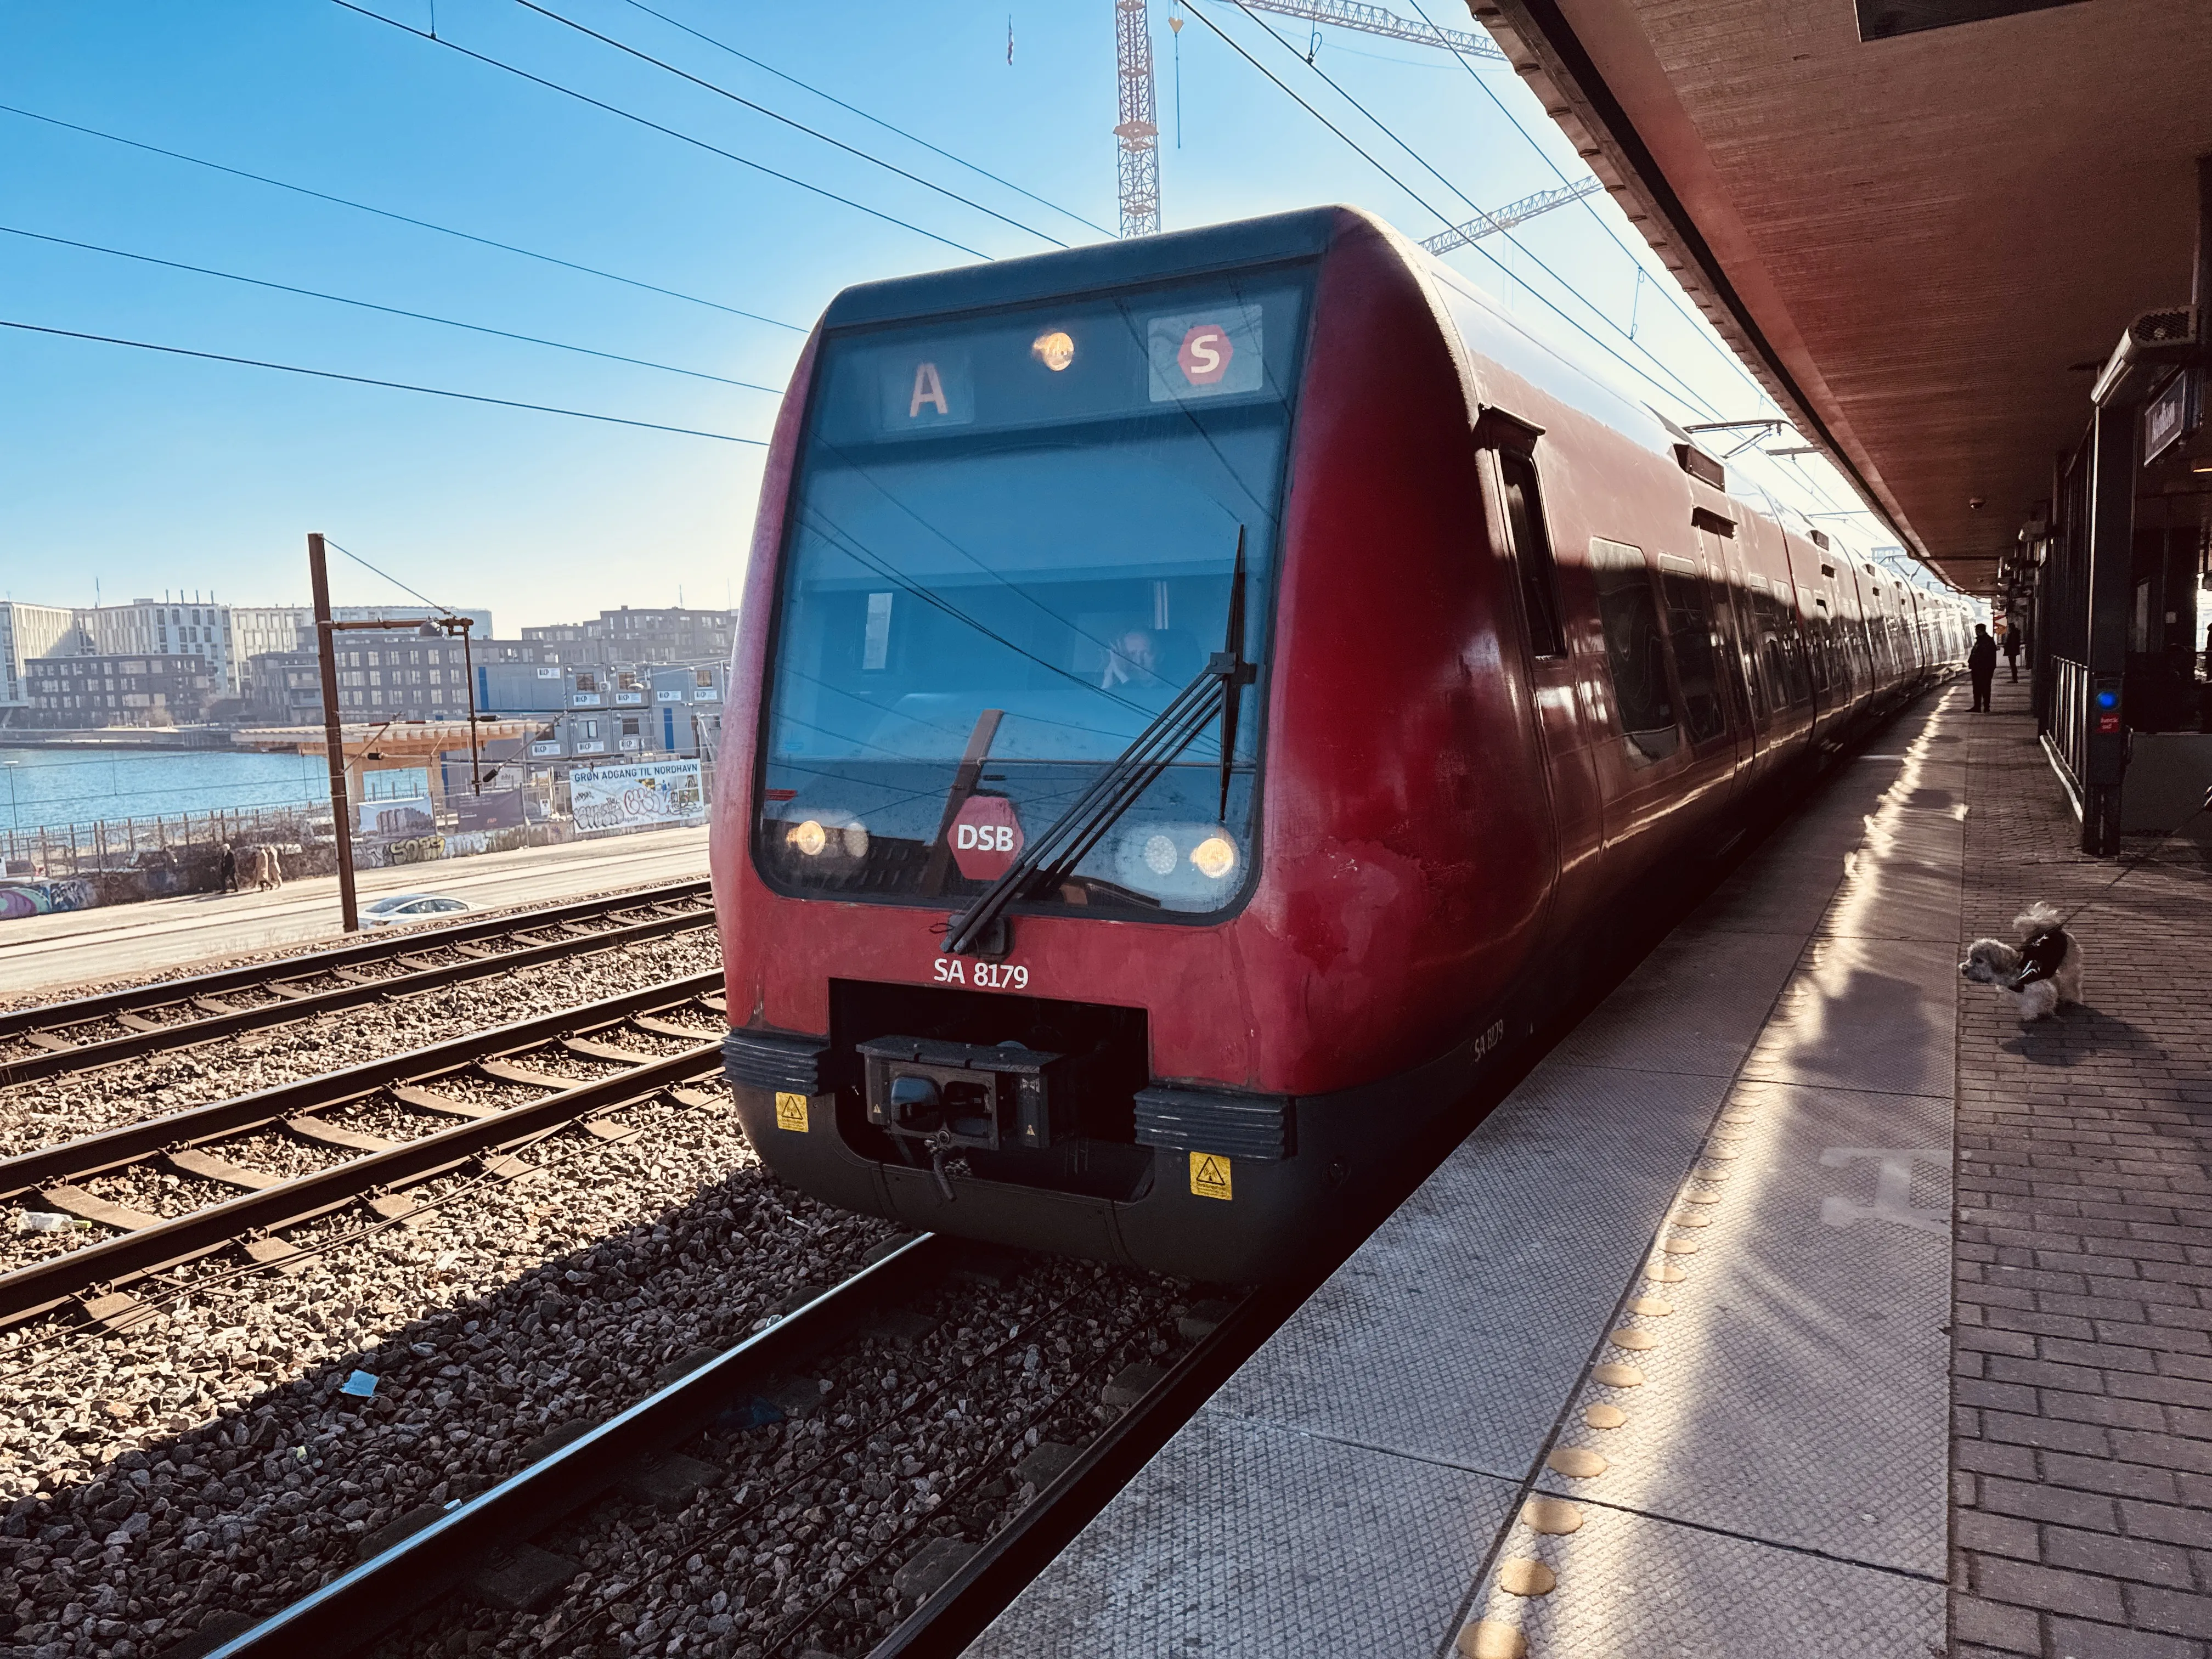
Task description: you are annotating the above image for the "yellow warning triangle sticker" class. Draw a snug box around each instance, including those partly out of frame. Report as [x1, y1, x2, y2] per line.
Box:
[1189, 1151, 1232, 1201]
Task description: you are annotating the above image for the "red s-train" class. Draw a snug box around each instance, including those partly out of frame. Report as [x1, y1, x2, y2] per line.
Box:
[711, 206, 1967, 1283]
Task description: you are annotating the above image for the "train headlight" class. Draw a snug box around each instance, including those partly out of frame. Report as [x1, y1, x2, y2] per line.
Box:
[842, 821, 870, 858]
[1189, 834, 1238, 880]
[788, 819, 828, 857]
[1031, 330, 1075, 372]
[1142, 833, 1178, 876]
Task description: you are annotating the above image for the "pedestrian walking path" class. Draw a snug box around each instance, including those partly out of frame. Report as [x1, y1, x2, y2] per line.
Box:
[0, 826, 709, 1001]
[1951, 676, 2212, 1659]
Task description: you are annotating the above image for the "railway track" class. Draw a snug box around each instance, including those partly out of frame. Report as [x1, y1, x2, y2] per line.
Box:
[0, 973, 725, 1330]
[0, 877, 715, 1088]
[197, 1235, 1272, 1659]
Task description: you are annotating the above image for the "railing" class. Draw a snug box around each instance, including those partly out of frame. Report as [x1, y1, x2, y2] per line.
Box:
[1, 805, 323, 879]
[2047, 655, 2091, 803]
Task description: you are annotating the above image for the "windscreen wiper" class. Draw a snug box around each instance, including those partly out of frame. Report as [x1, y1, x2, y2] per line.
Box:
[943, 529, 1253, 957]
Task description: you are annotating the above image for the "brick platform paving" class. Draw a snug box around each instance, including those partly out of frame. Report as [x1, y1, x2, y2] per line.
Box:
[1952, 675, 2212, 1659]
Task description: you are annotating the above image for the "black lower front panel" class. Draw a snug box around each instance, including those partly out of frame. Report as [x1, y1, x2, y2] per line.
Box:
[725, 994, 1520, 1284]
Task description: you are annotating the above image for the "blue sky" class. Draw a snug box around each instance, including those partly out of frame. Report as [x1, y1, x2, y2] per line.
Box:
[0, 0, 1893, 630]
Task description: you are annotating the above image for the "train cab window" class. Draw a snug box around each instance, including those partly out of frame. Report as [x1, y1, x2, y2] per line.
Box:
[1589, 538, 1679, 765]
[1496, 450, 1565, 658]
[1657, 560, 1730, 747]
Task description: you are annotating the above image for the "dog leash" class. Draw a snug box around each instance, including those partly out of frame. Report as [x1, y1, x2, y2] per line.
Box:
[2047, 789, 2212, 932]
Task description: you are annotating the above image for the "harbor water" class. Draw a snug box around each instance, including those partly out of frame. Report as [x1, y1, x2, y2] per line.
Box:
[0, 746, 326, 837]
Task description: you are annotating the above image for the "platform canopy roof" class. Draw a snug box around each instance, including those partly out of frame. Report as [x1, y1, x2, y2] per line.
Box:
[1470, 0, 2212, 592]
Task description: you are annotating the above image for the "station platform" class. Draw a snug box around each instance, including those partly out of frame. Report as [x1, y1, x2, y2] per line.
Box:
[969, 675, 2212, 1658]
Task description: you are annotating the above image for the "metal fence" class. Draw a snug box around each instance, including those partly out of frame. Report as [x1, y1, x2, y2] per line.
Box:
[1, 805, 324, 879]
[2047, 655, 2092, 801]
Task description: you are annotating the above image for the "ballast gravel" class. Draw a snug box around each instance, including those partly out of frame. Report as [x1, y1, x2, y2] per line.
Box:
[0, 1090, 908, 1659]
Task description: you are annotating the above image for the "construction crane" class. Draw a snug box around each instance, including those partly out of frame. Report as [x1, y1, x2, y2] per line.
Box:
[1419, 177, 1605, 254]
[1233, 0, 1506, 61]
[1115, 0, 1163, 237]
[1110, 0, 1513, 237]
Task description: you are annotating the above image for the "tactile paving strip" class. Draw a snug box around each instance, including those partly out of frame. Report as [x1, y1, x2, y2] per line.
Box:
[1462, 1496, 1946, 1659]
[1531, 1077, 1953, 1576]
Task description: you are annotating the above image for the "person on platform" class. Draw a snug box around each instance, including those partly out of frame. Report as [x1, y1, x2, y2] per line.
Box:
[2004, 624, 2023, 682]
[1969, 624, 1997, 712]
[219, 842, 238, 893]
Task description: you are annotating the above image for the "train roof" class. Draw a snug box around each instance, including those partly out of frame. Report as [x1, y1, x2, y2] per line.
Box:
[819, 206, 1348, 332]
[811, 206, 1970, 602]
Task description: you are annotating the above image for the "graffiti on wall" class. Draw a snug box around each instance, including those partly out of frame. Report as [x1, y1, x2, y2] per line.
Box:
[0, 878, 94, 921]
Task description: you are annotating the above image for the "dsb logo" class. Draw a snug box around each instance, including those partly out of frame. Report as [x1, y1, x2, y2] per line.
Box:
[948, 795, 1023, 881]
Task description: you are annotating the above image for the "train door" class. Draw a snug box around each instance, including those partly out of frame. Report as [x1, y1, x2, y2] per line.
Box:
[1585, 535, 1697, 849]
[1482, 433, 1604, 893]
[1653, 549, 1745, 825]
[1740, 516, 1814, 763]
[1694, 510, 1763, 793]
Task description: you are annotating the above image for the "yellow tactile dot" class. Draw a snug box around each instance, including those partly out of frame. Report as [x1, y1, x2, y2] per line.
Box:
[1547, 1446, 1609, 1477]
[1720, 1110, 1757, 1124]
[1672, 1212, 1712, 1228]
[1697, 1166, 1735, 1181]
[1660, 1237, 1701, 1254]
[1609, 1328, 1658, 1351]
[1645, 1262, 1689, 1283]
[1496, 1559, 1558, 1597]
[1683, 1189, 1724, 1205]
[1704, 1147, 1741, 1161]
[1522, 1496, 1585, 1533]
[1458, 1619, 1528, 1658]
[1590, 1362, 1645, 1387]
[1584, 1402, 1627, 1429]
[1627, 1296, 1673, 1317]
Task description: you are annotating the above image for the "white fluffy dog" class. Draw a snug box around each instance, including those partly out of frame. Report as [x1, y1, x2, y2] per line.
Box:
[1959, 901, 2084, 1023]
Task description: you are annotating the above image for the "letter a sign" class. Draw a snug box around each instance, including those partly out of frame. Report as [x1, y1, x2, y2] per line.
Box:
[949, 794, 1024, 881]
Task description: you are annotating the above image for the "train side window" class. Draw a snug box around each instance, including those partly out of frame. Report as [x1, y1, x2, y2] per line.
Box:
[1657, 561, 1729, 746]
[1589, 538, 1679, 765]
[1496, 450, 1565, 658]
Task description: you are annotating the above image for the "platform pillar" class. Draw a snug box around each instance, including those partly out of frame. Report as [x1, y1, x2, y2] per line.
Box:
[2079, 404, 2136, 855]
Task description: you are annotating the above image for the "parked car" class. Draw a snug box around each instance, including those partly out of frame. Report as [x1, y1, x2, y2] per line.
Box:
[360, 893, 473, 928]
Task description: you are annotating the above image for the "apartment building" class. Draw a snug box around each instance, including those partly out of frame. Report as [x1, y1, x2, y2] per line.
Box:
[22, 653, 217, 727]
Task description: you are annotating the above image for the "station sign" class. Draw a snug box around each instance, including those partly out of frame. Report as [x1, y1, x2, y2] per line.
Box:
[2143, 368, 2198, 467]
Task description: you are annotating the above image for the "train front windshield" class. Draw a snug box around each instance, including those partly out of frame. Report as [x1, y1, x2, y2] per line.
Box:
[756, 272, 1310, 919]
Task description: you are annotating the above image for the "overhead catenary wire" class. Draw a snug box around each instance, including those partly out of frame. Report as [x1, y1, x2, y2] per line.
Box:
[1222, 0, 1723, 419]
[1176, 3, 1720, 420]
[321, 539, 450, 614]
[1397, 0, 1781, 410]
[0, 101, 805, 332]
[0, 319, 764, 443]
[0, 223, 782, 392]
[330, 0, 994, 262]
[514, 0, 1068, 249]
[612, 0, 1118, 239]
[1395, 0, 1928, 577]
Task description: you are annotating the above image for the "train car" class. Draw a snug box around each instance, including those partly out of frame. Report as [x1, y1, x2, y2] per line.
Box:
[712, 206, 1966, 1283]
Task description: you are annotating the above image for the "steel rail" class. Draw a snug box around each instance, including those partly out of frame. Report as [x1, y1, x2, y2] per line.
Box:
[0, 972, 724, 1199]
[0, 1020, 724, 1329]
[206, 1234, 963, 1658]
[0, 881, 715, 1087]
